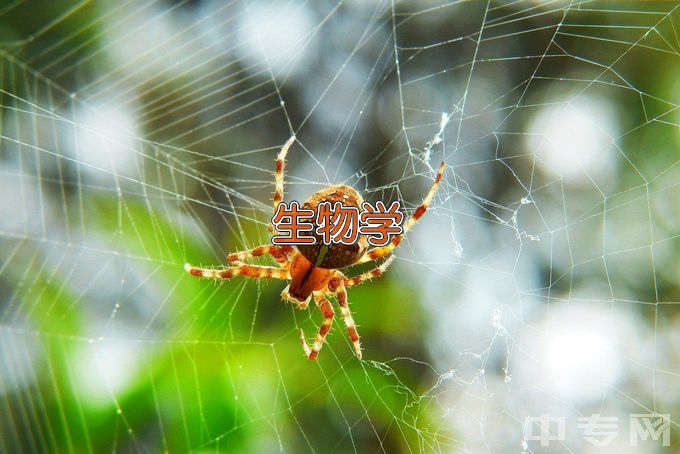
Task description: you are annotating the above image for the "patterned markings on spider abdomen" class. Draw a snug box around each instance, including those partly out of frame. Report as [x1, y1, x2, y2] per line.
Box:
[297, 184, 368, 269]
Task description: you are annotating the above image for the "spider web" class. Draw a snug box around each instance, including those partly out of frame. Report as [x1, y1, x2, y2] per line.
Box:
[0, 0, 679, 452]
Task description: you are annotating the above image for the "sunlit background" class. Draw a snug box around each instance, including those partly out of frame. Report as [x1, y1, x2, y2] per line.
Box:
[0, 0, 678, 452]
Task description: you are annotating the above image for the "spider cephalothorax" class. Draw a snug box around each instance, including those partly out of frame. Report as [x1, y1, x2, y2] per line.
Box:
[185, 136, 444, 360]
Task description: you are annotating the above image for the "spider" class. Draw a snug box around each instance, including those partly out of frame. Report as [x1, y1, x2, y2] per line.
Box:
[184, 136, 444, 360]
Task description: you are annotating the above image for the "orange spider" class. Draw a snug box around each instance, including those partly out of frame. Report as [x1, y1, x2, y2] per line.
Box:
[185, 136, 444, 360]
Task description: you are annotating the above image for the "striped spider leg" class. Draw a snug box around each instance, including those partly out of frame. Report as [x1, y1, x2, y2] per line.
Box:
[355, 161, 445, 264]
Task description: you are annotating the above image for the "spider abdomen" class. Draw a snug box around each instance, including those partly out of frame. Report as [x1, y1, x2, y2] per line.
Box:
[297, 185, 368, 269]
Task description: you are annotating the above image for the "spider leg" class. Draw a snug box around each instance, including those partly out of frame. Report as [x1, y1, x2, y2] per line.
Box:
[357, 161, 444, 264]
[227, 245, 289, 264]
[268, 135, 296, 234]
[299, 292, 335, 360]
[184, 263, 289, 280]
[344, 256, 395, 287]
[329, 277, 362, 359]
[281, 285, 311, 310]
